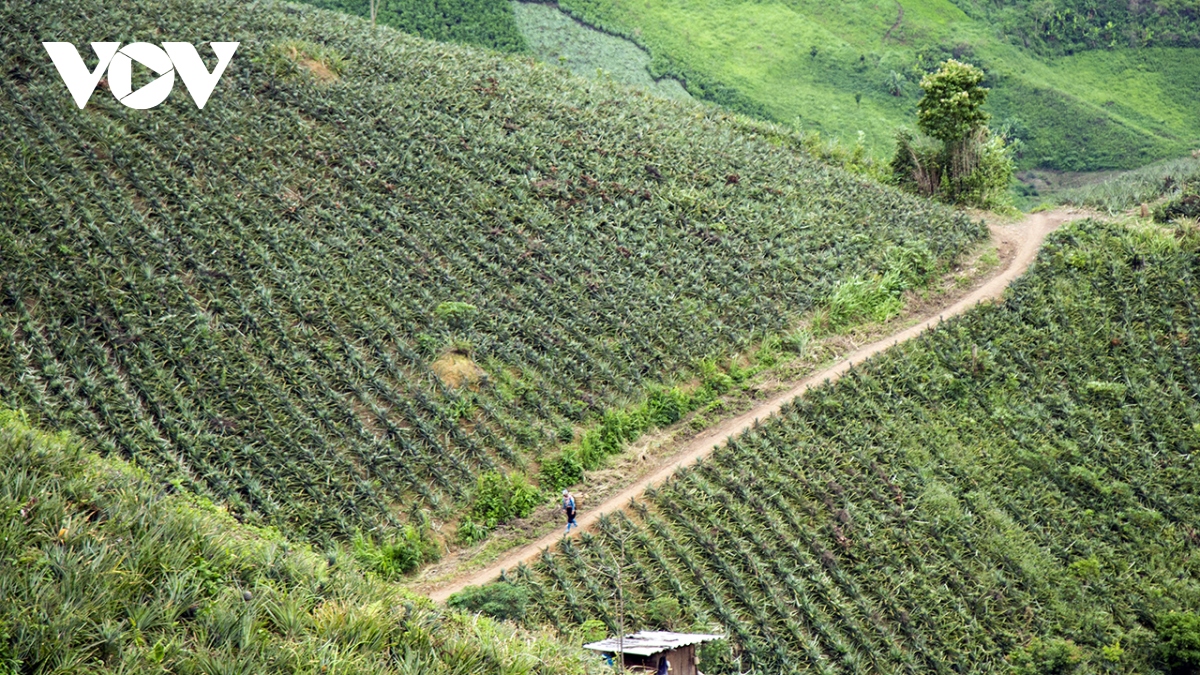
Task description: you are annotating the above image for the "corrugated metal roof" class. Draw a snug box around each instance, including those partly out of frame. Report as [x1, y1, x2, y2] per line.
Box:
[581, 631, 724, 656]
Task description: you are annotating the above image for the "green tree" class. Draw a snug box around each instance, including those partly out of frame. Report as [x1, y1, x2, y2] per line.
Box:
[916, 59, 990, 143]
[893, 59, 1012, 208]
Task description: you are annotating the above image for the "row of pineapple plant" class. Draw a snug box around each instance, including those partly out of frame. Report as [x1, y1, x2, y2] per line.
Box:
[503, 220, 1200, 673]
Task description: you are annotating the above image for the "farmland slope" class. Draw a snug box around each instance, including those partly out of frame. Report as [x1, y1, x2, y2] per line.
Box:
[0, 409, 600, 674]
[505, 219, 1200, 673]
[0, 0, 982, 547]
[430, 207, 1076, 602]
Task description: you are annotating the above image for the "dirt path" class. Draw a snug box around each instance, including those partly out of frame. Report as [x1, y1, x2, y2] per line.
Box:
[427, 208, 1084, 603]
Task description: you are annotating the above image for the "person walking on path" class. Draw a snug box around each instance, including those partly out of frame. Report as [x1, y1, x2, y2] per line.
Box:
[562, 489, 577, 533]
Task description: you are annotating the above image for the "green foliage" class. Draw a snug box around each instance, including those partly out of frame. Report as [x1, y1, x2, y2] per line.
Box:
[697, 638, 738, 675]
[894, 60, 1014, 208]
[447, 583, 531, 622]
[917, 60, 990, 143]
[434, 301, 478, 320]
[0, 410, 600, 675]
[1009, 638, 1084, 674]
[825, 274, 907, 329]
[456, 518, 489, 546]
[1157, 612, 1200, 673]
[434, 301, 479, 329]
[573, 382, 721, 470]
[508, 221, 1200, 673]
[352, 524, 440, 578]
[824, 242, 938, 330]
[952, 128, 1017, 209]
[0, 0, 981, 548]
[299, 0, 527, 52]
[470, 471, 544, 529]
[539, 451, 585, 493]
[949, 0, 1200, 54]
[578, 619, 608, 644]
[645, 596, 681, 630]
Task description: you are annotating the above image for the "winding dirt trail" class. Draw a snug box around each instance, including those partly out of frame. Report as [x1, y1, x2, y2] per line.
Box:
[427, 208, 1084, 603]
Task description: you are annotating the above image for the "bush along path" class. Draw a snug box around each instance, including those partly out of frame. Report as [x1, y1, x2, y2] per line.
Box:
[427, 207, 1087, 603]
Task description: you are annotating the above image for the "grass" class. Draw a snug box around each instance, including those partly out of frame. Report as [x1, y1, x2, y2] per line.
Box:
[506, 218, 1200, 673]
[515, 0, 1200, 171]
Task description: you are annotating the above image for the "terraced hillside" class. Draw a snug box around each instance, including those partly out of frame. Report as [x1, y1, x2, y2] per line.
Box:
[0, 410, 599, 675]
[0, 0, 982, 544]
[505, 220, 1200, 673]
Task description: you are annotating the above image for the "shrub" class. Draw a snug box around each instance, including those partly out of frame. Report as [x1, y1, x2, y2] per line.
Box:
[1153, 178, 1200, 222]
[351, 525, 440, 579]
[1157, 611, 1200, 673]
[645, 596, 681, 630]
[645, 387, 690, 428]
[893, 59, 1013, 208]
[447, 583, 530, 622]
[826, 275, 905, 328]
[456, 518, 489, 546]
[1008, 637, 1084, 675]
[470, 471, 544, 529]
[698, 638, 738, 675]
[578, 619, 608, 644]
[883, 243, 937, 288]
[917, 59, 990, 144]
[540, 452, 584, 493]
[433, 301, 479, 328]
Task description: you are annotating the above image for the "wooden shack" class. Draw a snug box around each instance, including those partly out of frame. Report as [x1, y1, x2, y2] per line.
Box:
[582, 631, 724, 675]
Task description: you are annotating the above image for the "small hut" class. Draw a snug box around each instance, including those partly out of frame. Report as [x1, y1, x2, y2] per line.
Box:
[582, 631, 724, 674]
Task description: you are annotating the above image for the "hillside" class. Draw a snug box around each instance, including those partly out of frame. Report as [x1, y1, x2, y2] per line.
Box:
[0, 0, 982, 548]
[0, 409, 600, 674]
[503, 0, 1200, 172]
[502, 219, 1200, 672]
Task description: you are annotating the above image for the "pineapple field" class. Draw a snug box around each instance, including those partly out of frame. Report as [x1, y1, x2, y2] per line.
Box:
[0, 0, 983, 545]
[502, 219, 1200, 673]
[0, 409, 602, 675]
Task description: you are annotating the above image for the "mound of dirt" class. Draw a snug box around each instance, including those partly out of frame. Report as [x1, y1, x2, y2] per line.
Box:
[431, 353, 486, 390]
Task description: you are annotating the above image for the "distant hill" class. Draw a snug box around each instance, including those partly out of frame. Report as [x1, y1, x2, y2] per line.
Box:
[0, 0, 980, 545]
[508, 218, 1200, 672]
[504, 0, 1200, 172]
